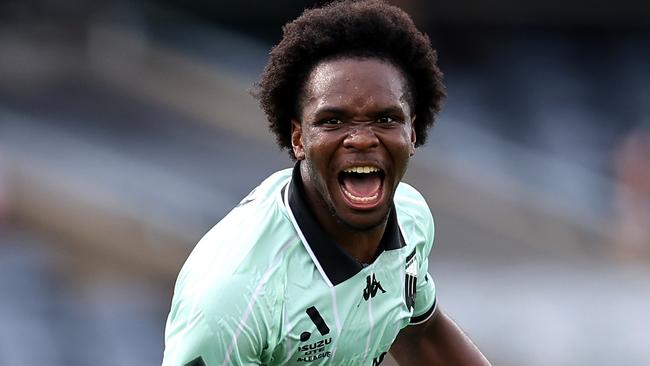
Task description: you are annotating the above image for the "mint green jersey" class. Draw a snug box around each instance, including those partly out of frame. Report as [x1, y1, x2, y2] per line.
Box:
[162, 164, 436, 366]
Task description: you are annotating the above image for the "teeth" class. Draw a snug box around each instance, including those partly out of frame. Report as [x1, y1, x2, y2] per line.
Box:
[341, 187, 379, 202]
[343, 166, 380, 174]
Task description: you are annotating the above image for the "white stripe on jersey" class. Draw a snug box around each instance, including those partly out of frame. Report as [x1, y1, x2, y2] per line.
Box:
[283, 183, 335, 288]
[280, 305, 294, 364]
[221, 243, 286, 366]
[329, 286, 343, 334]
[363, 295, 375, 358]
[328, 285, 343, 359]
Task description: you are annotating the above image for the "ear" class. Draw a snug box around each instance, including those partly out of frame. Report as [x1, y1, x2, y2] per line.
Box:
[291, 119, 305, 160]
[409, 115, 417, 156]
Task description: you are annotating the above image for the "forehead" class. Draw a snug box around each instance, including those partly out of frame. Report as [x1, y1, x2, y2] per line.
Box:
[301, 58, 410, 110]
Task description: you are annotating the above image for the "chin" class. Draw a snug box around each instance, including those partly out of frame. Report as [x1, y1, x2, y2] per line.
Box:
[335, 209, 391, 232]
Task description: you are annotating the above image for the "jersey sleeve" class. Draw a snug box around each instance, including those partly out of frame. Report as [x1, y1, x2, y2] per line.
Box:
[409, 208, 436, 325]
[162, 272, 278, 366]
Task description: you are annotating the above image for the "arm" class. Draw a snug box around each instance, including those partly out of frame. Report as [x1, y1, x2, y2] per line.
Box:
[162, 273, 274, 366]
[390, 306, 491, 366]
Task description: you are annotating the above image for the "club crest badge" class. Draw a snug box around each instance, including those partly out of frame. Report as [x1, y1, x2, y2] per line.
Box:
[404, 250, 418, 311]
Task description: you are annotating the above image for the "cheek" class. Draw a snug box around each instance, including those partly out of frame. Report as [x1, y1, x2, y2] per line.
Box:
[382, 130, 414, 176]
[303, 130, 340, 158]
[391, 129, 415, 155]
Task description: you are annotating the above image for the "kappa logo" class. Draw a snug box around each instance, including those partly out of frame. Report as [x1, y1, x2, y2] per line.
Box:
[363, 274, 386, 301]
[404, 250, 418, 311]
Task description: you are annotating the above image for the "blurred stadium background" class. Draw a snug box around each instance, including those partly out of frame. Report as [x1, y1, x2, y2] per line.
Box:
[1, 0, 649, 365]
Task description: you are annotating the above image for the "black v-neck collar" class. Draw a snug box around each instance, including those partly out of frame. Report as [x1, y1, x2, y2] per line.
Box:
[285, 162, 405, 286]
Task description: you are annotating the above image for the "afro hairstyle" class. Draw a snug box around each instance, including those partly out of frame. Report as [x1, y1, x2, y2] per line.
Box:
[255, 0, 446, 159]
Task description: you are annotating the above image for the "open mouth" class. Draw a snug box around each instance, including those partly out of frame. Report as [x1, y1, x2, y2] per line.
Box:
[338, 165, 385, 207]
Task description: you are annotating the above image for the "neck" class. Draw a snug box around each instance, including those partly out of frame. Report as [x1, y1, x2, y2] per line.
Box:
[300, 168, 388, 264]
[333, 224, 387, 264]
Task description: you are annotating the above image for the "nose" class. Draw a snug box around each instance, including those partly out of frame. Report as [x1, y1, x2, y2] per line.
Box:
[342, 125, 379, 151]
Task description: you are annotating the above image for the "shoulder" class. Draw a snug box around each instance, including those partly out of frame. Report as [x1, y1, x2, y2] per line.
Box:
[394, 182, 430, 212]
[394, 182, 434, 233]
[197, 167, 294, 259]
[394, 182, 435, 253]
[172, 168, 296, 317]
[165, 170, 298, 362]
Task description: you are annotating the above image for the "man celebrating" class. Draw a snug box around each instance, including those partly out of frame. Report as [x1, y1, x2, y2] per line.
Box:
[163, 1, 490, 365]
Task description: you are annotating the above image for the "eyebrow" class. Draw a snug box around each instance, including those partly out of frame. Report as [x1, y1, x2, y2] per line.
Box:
[312, 105, 406, 117]
[313, 106, 347, 116]
[370, 106, 407, 117]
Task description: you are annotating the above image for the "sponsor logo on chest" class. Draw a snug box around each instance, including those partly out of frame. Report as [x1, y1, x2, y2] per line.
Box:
[296, 306, 333, 362]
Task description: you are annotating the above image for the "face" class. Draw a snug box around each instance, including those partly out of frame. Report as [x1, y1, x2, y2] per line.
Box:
[291, 57, 416, 231]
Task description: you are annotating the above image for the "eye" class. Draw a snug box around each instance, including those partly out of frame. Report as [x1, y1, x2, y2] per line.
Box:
[377, 116, 397, 124]
[320, 118, 343, 126]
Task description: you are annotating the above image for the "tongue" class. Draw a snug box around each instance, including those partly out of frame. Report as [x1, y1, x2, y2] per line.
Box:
[341, 174, 381, 197]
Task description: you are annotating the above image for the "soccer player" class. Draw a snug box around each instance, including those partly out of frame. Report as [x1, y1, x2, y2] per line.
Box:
[162, 1, 491, 365]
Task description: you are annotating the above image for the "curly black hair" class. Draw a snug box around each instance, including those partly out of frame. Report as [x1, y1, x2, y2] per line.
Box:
[255, 0, 446, 159]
